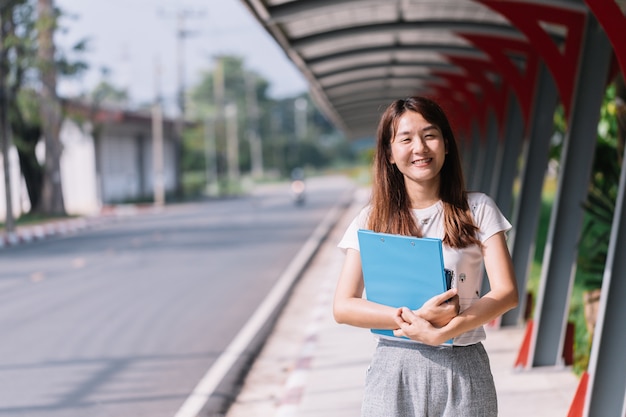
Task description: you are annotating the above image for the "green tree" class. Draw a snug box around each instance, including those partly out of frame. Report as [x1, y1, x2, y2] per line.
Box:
[88, 70, 130, 106]
[1, 0, 87, 214]
[37, 0, 64, 214]
[185, 54, 350, 196]
[578, 78, 624, 288]
[186, 55, 272, 193]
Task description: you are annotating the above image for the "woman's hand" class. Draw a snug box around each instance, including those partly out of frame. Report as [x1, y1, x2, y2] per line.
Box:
[393, 307, 449, 346]
[392, 288, 459, 345]
[414, 288, 459, 328]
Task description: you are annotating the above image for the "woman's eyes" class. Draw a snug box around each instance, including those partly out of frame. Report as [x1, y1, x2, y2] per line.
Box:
[397, 133, 439, 142]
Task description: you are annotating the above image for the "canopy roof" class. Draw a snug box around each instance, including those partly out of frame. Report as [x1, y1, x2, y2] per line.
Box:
[242, 0, 625, 139]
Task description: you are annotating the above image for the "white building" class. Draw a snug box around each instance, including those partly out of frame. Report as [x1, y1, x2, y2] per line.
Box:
[1, 101, 179, 220]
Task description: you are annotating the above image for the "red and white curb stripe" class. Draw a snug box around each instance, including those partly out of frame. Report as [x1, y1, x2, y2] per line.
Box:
[0, 204, 162, 250]
[0, 217, 93, 249]
[275, 275, 335, 417]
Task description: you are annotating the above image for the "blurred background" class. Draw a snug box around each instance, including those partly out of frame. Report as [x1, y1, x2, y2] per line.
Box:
[0, 2, 363, 416]
[1, 1, 625, 416]
[0, 0, 366, 227]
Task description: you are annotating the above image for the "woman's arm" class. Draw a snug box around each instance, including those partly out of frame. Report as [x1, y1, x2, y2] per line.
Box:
[333, 248, 399, 329]
[394, 231, 519, 345]
[333, 248, 458, 330]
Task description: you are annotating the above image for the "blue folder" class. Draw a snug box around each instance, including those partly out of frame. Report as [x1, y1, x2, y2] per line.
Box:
[357, 229, 449, 340]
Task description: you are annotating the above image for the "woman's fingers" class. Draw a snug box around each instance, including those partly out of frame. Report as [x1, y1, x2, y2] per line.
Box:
[398, 306, 417, 322]
[433, 288, 458, 305]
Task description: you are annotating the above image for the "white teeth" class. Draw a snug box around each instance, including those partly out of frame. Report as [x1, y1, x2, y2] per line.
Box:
[412, 158, 431, 164]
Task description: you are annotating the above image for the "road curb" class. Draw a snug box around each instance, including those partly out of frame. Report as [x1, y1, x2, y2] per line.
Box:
[0, 217, 95, 249]
[0, 204, 163, 250]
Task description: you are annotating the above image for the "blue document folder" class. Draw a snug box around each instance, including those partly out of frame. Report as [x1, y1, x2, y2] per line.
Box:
[357, 229, 449, 340]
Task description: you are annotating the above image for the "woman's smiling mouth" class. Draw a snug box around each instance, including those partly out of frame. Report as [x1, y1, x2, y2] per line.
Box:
[412, 157, 432, 165]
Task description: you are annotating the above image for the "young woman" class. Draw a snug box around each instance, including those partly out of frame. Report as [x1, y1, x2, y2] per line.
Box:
[334, 96, 518, 416]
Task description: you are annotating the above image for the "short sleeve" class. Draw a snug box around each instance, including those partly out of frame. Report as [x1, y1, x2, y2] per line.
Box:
[468, 193, 512, 243]
[337, 206, 370, 251]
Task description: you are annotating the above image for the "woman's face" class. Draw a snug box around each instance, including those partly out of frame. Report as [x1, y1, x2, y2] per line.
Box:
[389, 110, 446, 189]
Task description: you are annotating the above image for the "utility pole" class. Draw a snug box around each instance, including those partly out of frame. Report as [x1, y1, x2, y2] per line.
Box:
[152, 56, 165, 206]
[246, 73, 263, 179]
[225, 102, 240, 188]
[204, 115, 218, 196]
[159, 7, 203, 199]
[212, 56, 225, 193]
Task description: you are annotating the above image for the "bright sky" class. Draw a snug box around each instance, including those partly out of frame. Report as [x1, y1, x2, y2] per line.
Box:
[55, 0, 308, 112]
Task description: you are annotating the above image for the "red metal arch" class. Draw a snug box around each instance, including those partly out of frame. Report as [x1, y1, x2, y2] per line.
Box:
[430, 86, 474, 140]
[447, 56, 510, 137]
[429, 74, 489, 137]
[586, 0, 626, 78]
[460, 33, 539, 125]
[478, 0, 586, 118]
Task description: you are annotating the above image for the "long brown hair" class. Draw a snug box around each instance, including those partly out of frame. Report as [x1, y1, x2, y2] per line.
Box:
[367, 96, 480, 249]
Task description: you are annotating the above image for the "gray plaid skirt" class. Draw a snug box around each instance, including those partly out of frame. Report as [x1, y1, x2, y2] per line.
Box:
[361, 338, 497, 417]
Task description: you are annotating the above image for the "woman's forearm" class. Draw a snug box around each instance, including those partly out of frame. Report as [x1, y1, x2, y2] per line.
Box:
[333, 296, 399, 330]
[438, 288, 518, 341]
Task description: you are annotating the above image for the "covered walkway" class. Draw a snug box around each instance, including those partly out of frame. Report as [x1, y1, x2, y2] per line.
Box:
[226, 187, 580, 417]
[240, 1, 626, 416]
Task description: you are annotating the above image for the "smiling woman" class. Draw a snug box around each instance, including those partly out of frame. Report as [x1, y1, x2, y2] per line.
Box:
[388, 112, 447, 208]
[333, 96, 518, 417]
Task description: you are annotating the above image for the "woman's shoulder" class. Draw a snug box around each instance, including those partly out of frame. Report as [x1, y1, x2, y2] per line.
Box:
[466, 192, 504, 220]
[466, 192, 512, 237]
[338, 204, 372, 251]
[467, 191, 494, 205]
[354, 204, 372, 227]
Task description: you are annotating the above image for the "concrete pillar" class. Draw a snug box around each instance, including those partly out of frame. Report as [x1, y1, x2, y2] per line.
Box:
[501, 63, 558, 327]
[530, 14, 613, 367]
[469, 121, 485, 192]
[494, 93, 524, 220]
[584, 141, 626, 417]
[480, 110, 499, 193]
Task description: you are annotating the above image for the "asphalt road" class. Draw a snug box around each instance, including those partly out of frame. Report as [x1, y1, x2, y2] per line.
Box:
[0, 175, 354, 417]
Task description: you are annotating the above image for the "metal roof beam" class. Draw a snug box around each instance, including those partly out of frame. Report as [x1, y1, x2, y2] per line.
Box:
[304, 44, 485, 65]
[315, 61, 459, 80]
[291, 21, 522, 48]
[268, 0, 381, 22]
[322, 74, 440, 90]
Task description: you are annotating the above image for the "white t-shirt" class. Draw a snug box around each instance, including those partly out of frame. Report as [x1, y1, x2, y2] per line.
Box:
[337, 192, 512, 346]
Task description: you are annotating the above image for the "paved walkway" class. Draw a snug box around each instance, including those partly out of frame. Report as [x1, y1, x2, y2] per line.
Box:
[226, 188, 580, 417]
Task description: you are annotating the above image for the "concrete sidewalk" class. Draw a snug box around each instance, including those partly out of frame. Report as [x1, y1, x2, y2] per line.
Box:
[225, 188, 580, 417]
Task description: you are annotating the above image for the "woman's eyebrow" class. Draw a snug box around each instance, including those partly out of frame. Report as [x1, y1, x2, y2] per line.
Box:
[395, 130, 411, 137]
[421, 125, 438, 133]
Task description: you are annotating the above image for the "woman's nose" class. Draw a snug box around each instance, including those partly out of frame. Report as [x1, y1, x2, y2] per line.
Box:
[412, 137, 427, 153]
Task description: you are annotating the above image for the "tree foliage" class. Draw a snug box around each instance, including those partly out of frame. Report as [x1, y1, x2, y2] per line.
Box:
[1, 0, 87, 214]
[184, 54, 351, 195]
[577, 76, 625, 288]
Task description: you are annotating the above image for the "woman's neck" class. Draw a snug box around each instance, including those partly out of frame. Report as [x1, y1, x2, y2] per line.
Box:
[406, 183, 440, 209]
